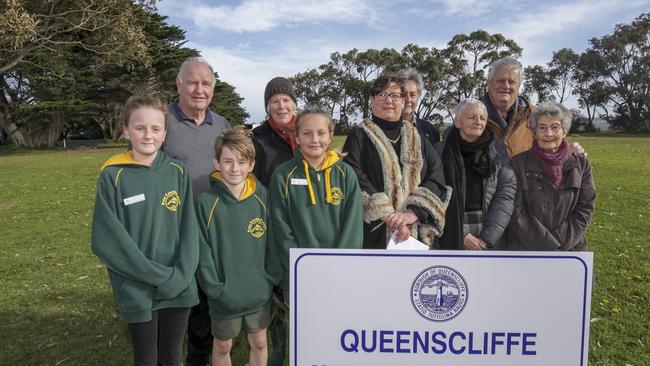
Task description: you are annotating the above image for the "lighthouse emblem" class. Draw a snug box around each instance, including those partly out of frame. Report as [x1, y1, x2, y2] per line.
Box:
[411, 266, 468, 322]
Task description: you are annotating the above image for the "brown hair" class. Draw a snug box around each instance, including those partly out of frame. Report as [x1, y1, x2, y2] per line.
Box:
[214, 126, 255, 163]
[370, 71, 405, 96]
[295, 104, 334, 134]
[123, 95, 168, 128]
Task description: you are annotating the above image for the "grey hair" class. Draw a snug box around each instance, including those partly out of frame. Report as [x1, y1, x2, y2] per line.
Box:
[397, 68, 424, 94]
[453, 98, 487, 120]
[487, 56, 523, 82]
[176, 57, 216, 86]
[295, 103, 334, 133]
[529, 101, 573, 131]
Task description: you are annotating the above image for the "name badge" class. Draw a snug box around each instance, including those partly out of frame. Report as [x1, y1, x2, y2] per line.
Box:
[124, 193, 145, 206]
[291, 178, 308, 186]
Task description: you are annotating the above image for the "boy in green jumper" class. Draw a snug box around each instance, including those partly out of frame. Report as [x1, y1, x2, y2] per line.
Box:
[267, 104, 364, 301]
[91, 96, 199, 366]
[195, 127, 272, 366]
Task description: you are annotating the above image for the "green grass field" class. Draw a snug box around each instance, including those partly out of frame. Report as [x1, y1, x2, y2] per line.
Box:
[0, 134, 648, 365]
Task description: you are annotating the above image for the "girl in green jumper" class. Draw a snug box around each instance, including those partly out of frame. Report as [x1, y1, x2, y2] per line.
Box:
[91, 96, 199, 366]
[267, 104, 364, 301]
[195, 127, 272, 366]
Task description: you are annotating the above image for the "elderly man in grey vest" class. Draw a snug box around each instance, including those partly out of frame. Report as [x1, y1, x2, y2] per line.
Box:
[163, 57, 231, 366]
[165, 57, 231, 198]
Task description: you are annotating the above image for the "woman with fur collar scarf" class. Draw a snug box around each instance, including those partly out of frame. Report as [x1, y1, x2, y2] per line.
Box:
[343, 72, 451, 249]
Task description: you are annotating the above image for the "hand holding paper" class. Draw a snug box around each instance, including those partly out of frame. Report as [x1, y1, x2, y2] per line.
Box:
[386, 231, 429, 250]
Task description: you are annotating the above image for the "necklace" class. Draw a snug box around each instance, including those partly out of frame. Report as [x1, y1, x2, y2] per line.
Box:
[386, 134, 401, 144]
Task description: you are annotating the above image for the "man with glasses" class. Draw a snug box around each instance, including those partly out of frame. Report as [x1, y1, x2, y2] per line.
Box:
[343, 72, 450, 249]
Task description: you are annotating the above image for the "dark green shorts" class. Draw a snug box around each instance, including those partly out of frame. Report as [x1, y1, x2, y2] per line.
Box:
[211, 301, 272, 341]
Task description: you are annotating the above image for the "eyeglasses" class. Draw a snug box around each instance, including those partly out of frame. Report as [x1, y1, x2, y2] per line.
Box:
[374, 92, 403, 102]
[535, 124, 564, 134]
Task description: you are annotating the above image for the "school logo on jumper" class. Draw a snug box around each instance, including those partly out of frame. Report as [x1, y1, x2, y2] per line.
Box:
[411, 266, 468, 322]
[247, 218, 266, 238]
[161, 190, 180, 212]
[331, 187, 344, 206]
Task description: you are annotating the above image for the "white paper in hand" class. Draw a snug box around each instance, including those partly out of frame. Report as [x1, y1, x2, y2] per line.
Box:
[386, 231, 429, 250]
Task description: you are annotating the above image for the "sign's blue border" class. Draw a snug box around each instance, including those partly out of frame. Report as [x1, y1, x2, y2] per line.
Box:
[292, 252, 590, 366]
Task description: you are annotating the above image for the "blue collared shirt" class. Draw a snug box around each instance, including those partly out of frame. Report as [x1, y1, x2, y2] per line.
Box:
[173, 102, 214, 125]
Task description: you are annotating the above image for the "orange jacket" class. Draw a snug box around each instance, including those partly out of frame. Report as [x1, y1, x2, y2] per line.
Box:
[487, 101, 534, 158]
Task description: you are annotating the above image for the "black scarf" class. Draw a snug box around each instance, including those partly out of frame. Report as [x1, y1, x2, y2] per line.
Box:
[439, 127, 494, 249]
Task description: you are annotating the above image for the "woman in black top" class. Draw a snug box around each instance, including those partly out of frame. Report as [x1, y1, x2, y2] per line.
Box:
[436, 98, 516, 250]
[343, 72, 450, 249]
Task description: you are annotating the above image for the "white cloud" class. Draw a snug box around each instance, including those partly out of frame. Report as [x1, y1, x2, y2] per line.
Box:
[194, 34, 431, 123]
[181, 0, 375, 33]
[157, 0, 650, 121]
[194, 40, 341, 122]
[436, 0, 490, 16]
[491, 0, 650, 65]
[407, 0, 519, 18]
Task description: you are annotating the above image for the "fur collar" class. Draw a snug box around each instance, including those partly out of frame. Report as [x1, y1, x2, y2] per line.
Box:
[360, 118, 424, 241]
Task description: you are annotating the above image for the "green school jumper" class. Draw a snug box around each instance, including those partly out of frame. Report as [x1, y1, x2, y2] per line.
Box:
[195, 172, 272, 319]
[267, 150, 364, 296]
[91, 151, 199, 323]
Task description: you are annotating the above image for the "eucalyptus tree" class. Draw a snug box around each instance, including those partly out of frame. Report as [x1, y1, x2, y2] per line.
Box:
[588, 13, 650, 131]
[441, 30, 522, 109]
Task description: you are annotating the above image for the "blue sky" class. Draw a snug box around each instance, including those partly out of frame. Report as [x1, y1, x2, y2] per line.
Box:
[157, 0, 650, 123]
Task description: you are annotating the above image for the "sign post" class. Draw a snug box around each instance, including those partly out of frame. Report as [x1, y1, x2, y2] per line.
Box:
[290, 249, 593, 366]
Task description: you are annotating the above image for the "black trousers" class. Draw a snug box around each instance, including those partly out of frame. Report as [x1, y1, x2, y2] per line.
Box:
[185, 288, 213, 365]
[127, 307, 191, 366]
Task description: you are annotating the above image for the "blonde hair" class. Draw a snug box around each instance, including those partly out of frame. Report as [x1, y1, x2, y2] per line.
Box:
[295, 104, 334, 134]
[123, 96, 167, 128]
[214, 126, 255, 163]
[295, 104, 347, 157]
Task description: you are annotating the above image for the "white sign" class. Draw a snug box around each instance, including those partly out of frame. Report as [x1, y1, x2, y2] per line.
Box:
[290, 249, 593, 366]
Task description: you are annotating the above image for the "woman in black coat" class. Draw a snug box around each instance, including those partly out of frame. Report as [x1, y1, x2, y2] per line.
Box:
[252, 77, 297, 187]
[437, 98, 516, 250]
[252, 76, 297, 366]
[343, 72, 450, 249]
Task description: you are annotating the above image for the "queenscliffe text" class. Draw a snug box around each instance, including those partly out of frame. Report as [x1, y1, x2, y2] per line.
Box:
[340, 329, 537, 356]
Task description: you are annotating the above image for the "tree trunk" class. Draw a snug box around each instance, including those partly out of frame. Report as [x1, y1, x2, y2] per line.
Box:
[2, 120, 29, 147]
[24, 113, 65, 148]
[587, 106, 595, 131]
[46, 112, 65, 147]
[110, 103, 123, 141]
[111, 113, 121, 141]
[0, 115, 5, 144]
[96, 103, 124, 141]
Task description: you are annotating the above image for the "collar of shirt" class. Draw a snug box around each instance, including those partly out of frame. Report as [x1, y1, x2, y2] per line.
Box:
[174, 102, 213, 125]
